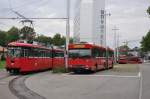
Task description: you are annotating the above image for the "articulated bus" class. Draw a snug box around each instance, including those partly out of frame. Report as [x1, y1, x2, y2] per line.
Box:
[68, 43, 114, 73]
[6, 42, 65, 74]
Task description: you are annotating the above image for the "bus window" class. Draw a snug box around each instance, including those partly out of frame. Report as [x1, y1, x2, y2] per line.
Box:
[92, 48, 100, 57]
[92, 48, 106, 57]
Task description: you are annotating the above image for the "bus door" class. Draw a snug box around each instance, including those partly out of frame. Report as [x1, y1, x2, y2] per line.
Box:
[92, 48, 104, 70]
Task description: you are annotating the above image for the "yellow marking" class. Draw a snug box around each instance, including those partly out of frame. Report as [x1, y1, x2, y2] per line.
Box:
[73, 45, 85, 48]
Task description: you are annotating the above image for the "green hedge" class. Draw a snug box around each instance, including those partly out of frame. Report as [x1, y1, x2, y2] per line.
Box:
[0, 61, 5, 69]
[52, 67, 68, 73]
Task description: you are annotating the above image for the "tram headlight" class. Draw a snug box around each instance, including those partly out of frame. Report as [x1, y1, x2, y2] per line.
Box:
[85, 65, 89, 69]
[69, 65, 72, 67]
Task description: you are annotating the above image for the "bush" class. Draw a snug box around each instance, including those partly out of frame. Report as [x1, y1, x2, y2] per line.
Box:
[52, 67, 68, 73]
[0, 60, 5, 69]
[1, 54, 6, 60]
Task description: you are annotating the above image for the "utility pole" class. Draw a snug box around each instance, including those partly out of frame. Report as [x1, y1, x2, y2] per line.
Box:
[112, 26, 119, 64]
[104, 11, 111, 48]
[117, 33, 120, 62]
[102, 11, 111, 67]
[65, 0, 70, 70]
[11, 10, 34, 42]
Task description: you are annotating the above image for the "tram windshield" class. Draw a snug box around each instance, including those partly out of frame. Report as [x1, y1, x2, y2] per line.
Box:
[7, 47, 22, 58]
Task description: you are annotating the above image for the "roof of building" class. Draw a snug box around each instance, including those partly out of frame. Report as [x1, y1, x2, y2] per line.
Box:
[0, 46, 7, 52]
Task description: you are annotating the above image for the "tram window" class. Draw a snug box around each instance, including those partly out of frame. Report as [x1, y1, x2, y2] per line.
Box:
[34, 51, 39, 57]
[48, 51, 52, 57]
[46, 52, 52, 57]
[38, 51, 42, 57]
[54, 52, 64, 57]
[43, 51, 46, 57]
[29, 49, 34, 57]
[24, 49, 29, 57]
[40, 51, 44, 57]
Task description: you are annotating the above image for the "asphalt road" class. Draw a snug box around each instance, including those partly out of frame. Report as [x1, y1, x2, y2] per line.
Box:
[26, 73, 139, 99]
[25, 64, 141, 99]
[141, 62, 150, 99]
[0, 70, 18, 99]
[0, 63, 150, 99]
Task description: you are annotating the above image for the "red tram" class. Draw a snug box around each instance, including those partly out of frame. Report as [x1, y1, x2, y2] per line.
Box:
[6, 42, 65, 74]
[52, 49, 65, 68]
[118, 55, 142, 64]
[68, 43, 114, 73]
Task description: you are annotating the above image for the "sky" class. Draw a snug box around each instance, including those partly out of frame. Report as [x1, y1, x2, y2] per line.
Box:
[0, 0, 150, 48]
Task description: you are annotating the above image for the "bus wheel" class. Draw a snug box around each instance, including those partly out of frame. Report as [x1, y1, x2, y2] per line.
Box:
[9, 70, 13, 74]
[110, 62, 114, 69]
[94, 64, 98, 72]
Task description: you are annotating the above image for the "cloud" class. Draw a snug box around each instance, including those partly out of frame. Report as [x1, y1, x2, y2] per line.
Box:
[106, 0, 150, 48]
[0, 0, 150, 48]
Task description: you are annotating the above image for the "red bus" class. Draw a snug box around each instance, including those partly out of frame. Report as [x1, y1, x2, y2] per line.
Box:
[68, 43, 114, 73]
[118, 55, 142, 64]
[128, 56, 142, 64]
[6, 42, 64, 74]
[118, 55, 128, 64]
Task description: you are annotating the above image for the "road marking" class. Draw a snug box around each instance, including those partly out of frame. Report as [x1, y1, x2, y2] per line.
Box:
[138, 72, 141, 77]
[62, 74, 140, 78]
[139, 71, 143, 99]
[0, 81, 8, 85]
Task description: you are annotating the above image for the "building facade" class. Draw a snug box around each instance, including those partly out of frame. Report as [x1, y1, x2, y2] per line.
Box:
[73, 0, 106, 46]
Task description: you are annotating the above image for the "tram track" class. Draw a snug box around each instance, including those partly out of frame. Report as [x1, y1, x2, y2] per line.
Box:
[9, 75, 46, 99]
[0, 74, 11, 81]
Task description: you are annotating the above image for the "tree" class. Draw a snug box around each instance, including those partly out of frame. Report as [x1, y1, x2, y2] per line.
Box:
[141, 7, 150, 52]
[35, 35, 52, 46]
[20, 26, 36, 43]
[69, 37, 73, 44]
[119, 45, 130, 55]
[147, 6, 150, 15]
[52, 33, 64, 46]
[141, 31, 150, 52]
[0, 30, 7, 46]
[7, 26, 19, 43]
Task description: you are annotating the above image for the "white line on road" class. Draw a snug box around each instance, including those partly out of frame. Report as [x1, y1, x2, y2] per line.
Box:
[139, 69, 143, 99]
[62, 74, 140, 78]
[0, 82, 8, 85]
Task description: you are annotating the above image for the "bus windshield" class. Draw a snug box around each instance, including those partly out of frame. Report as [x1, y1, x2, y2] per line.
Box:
[7, 47, 22, 58]
[69, 49, 91, 58]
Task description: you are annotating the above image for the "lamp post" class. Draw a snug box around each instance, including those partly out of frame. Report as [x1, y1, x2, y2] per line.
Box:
[65, 0, 70, 70]
[112, 26, 119, 64]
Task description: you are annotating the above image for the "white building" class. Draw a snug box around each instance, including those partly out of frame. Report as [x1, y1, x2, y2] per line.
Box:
[73, 0, 106, 46]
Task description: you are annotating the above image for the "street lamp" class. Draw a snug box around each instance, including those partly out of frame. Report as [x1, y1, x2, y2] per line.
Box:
[100, 10, 111, 67]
